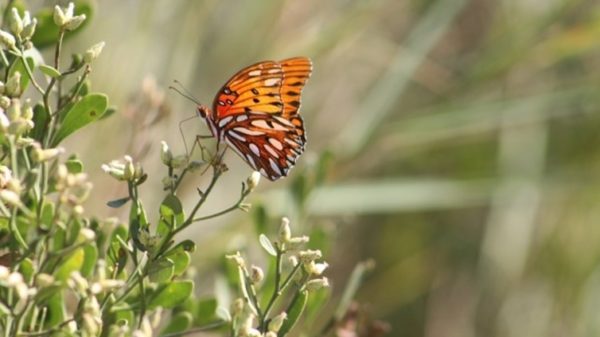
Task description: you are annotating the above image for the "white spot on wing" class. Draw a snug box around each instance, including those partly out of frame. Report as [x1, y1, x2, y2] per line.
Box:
[268, 68, 281, 74]
[251, 120, 287, 131]
[234, 127, 264, 136]
[274, 116, 295, 127]
[236, 115, 248, 122]
[249, 143, 260, 156]
[268, 138, 283, 150]
[248, 70, 261, 77]
[227, 131, 246, 142]
[264, 78, 279, 87]
[264, 144, 279, 158]
[245, 154, 257, 169]
[218, 116, 233, 128]
[269, 158, 282, 176]
[259, 168, 268, 177]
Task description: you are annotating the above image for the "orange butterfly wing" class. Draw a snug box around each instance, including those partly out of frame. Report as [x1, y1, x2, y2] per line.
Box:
[210, 57, 312, 180]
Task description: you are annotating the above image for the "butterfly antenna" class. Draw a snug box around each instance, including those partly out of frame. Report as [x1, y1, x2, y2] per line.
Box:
[169, 80, 202, 106]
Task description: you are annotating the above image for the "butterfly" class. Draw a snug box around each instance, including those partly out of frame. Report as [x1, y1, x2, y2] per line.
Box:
[197, 57, 312, 181]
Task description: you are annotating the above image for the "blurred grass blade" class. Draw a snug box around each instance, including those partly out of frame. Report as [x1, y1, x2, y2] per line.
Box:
[337, 0, 468, 156]
[267, 179, 492, 215]
[335, 260, 375, 320]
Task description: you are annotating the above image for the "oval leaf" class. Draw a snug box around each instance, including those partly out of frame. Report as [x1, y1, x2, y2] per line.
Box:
[149, 280, 193, 309]
[161, 311, 193, 335]
[39, 64, 61, 78]
[107, 197, 130, 208]
[279, 290, 308, 336]
[259, 234, 277, 256]
[52, 93, 108, 146]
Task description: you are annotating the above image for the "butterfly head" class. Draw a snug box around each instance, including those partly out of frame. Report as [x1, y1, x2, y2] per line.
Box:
[197, 105, 210, 119]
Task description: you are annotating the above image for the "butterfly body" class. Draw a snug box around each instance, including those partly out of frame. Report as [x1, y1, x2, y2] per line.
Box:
[197, 57, 312, 181]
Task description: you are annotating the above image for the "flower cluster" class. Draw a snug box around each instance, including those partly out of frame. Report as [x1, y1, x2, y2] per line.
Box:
[101, 155, 144, 182]
[0, 165, 22, 210]
[0, 266, 36, 312]
[227, 218, 329, 337]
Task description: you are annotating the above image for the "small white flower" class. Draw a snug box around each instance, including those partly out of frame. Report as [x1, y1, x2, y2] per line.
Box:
[160, 140, 173, 165]
[268, 312, 287, 333]
[305, 277, 329, 291]
[250, 265, 264, 284]
[298, 249, 322, 263]
[0, 30, 15, 49]
[83, 41, 104, 63]
[246, 171, 261, 192]
[305, 261, 329, 276]
[279, 217, 291, 243]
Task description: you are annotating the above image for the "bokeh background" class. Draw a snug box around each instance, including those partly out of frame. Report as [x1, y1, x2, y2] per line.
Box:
[46, 0, 600, 336]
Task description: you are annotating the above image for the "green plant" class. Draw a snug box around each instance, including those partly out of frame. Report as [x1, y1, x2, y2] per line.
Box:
[0, 2, 338, 337]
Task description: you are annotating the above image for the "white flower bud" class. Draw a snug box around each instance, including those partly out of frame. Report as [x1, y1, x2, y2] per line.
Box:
[64, 14, 86, 31]
[5, 72, 21, 96]
[250, 265, 264, 284]
[35, 273, 55, 288]
[21, 99, 33, 120]
[0, 190, 21, 207]
[0, 266, 9, 280]
[265, 332, 277, 337]
[238, 203, 252, 212]
[305, 277, 329, 291]
[0, 110, 9, 130]
[83, 41, 104, 63]
[123, 155, 135, 180]
[305, 261, 329, 276]
[79, 228, 95, 242]
[286, 235, 310, 251]
[0, 96, 10, 109]
[32, 145, 64, 162]
[268, 312, 287, 333]
[171, 155, 188, 169]
[298, 249, 322, 263]
[279, 217, 291, 243]
[53, 5, 67, 27]
[102, 164, 124, 180]
[6, 99, 19, 120]
[288, 256, 298, 267]
[246, 171, 261, 192]
[9, 8, 23, 36]
[160, 140, 172, 165]
[6, 272, 23, 287]
[0, 30, 15, 50]
[231, 298, 245, 315]
[225, 252, 246, 268]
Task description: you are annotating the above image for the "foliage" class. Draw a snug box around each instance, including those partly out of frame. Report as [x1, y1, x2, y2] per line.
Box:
[0, 2, 375, 337]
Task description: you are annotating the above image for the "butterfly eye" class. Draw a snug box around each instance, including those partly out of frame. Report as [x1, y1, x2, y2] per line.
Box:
[197, 106, 209, 118]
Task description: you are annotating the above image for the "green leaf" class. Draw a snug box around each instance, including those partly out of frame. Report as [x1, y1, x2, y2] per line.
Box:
[54, 248, 84, 281]
[30, 104, 49, 142]
[107, 197, 130, 208]
[149, 280, 193, 309]
[31, 1, 94, 49]
[195, 298, 217, 326]
[52, 93, 108, 146]
[65, 157, 84, 173]
[20, 258, 34, 283]
[279, 290, 309, 336]
[80, 244, 98, 277]
[253, 203, 268, 235]
[11, 53, 37, 93]
[45, 293, 66, 328]
[148, 258, 175, 283]
[259, 234, 277, 256]
[39, 64, 61, 78]
[165, 250, 190, 276]
[160, 194, 184, 229]
[161, 311, 193, 335]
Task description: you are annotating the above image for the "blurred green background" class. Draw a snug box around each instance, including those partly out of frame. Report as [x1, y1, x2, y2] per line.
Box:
[51, 0, 600, 336]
